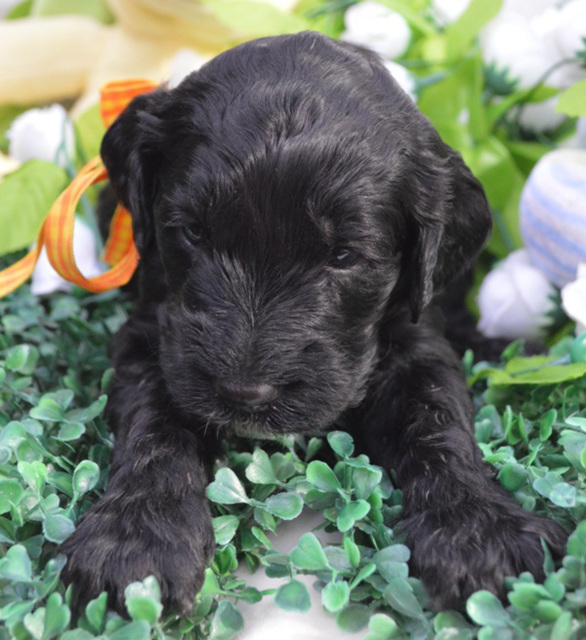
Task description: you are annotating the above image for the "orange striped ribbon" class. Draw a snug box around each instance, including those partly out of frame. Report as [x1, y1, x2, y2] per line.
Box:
[0, 78, 156, 298]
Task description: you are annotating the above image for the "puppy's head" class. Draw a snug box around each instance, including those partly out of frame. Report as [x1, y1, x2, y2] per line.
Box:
[101, 32, 491, 434]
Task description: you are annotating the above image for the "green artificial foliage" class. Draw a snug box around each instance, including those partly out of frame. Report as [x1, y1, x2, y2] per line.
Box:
[1, 1, 586, 637]
[0, 284, 584, 639]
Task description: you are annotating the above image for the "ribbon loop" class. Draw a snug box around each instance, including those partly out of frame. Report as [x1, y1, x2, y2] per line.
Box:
[0, 79, 156, 299]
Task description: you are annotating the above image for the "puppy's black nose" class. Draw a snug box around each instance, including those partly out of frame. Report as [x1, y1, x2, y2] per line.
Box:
[214, 378, 279, 411]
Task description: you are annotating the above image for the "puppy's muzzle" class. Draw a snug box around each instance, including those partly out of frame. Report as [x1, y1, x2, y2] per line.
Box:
[213, 378, 279, 413]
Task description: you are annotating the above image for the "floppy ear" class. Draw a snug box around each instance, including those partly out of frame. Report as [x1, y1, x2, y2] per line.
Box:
[403, 137, 492, 323]
[100, 89, 168, 255]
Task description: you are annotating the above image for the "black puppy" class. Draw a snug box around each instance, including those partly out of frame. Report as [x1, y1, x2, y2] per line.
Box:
[61, 31, 566, 613]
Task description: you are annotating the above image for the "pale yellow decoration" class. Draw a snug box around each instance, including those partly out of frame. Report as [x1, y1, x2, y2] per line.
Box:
[0, 153, 19, 179]
[0, 0, 299, 115]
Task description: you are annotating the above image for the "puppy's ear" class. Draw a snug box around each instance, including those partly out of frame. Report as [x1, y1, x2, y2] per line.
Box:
[403, 138, 492, 322]
[100, 89, 167, 255]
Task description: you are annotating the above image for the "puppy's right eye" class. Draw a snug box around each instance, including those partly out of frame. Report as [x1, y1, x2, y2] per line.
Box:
[329, 247, 361, 269]
[182, 226, 203, 246]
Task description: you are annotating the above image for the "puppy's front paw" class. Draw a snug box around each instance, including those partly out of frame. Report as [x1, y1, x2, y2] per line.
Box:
[403, 497, 567, 611]
[60, 496, 215, 614]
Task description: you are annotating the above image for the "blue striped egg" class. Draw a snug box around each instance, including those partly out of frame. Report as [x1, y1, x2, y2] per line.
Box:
[520, 149, 586, 287]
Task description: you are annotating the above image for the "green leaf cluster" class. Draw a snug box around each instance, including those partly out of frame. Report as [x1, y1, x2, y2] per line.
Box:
[0, 1, 585, 638]
[0, 255, 585, 639]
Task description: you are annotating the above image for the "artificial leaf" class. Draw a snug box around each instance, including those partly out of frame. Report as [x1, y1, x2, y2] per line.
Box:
[556, 80, 586, 117]
[262, 492, 303, 519]
[207, 468, 249, 504]
[0, 160, 69, 256]
[274, 579, 311, 613]
[290, 532, 329, 570]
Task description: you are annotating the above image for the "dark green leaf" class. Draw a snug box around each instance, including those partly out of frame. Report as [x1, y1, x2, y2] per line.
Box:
[567, 521, 586, 559]
[213, 515, 240, 546]
[262, 492, 303, 520]
[72, 460, 100, 496]
[274, 579, 311, 612]
[0, 479, 24, 514]
[367, 612, 400, 639]
[207, 468, 249, 504]
[551, 611, 575, 640]
[374, 545, 410, 582]
[63, 395, 107, 424]
[327, 431, 354, 458]
[60, 631, 95, 640]
[343, 537, 360, 567]
[383, 578, 424, 619]
[125, 577, 162, 624]
[306, 460, 342, 492]
[352, 466, 383, 500]
[56, 422, 85, 442]
[43, 514, 75, 543]
[290, 532, 329, 570]
[336, 604, 371, 633]
[508, 582, 550, 610]
[5, 344, 39, 374]
[108, 620, 151, 640]
[467, 590, 511, 627]
[24, 608, 45, 639]
[0, 160, 69, 256]
[246, 449, 277, 484]
[533, 600, 562, 622]
[210, 600, 244, 640]
[499, 463, 527, 492]
[0, 544, 32, 582]
[29, 398, 64, 423]
[43, 592, 70, 639]
[337, 499, 371, 532]
[84, 592, 107, 634]
[17, 460, 47, 494]
[322, 580, 349, 613]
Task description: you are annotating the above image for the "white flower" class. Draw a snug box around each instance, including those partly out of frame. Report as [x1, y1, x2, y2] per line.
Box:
[31, 218, 102, 296]
[7, 104, 74, 169]
[561, 264, 586, 334]
[342, 1, 411, 60]
[481, 13, 557, 90]
[516, 97, 567, 133]
[480, 1, 586, 132]
[477, 249, 557, 340]
[431, 0, 471, 26]
[167, 48, 207, 88]
[549, 0, 586, 61]
[500, 0, 559, 20]
[482, 1, 586, 92]
[383, 61, 417, 101]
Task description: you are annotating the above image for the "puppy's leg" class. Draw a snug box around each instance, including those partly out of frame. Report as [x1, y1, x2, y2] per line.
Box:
[356, 316, 567, 610]
[60, 316, 215, 614]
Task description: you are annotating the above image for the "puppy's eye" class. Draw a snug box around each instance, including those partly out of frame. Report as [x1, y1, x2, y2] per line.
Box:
[182, 226, 203, 246]
[329, 247, 361, 269]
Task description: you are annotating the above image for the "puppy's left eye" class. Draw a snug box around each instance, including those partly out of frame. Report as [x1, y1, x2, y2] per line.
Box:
[329, 247, 362, 269]
[182, 226, 204, 246]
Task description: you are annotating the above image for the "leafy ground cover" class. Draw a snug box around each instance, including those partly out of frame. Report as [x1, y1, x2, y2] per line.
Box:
[1, 1, 586, 639]
[0, 280, 585, 639]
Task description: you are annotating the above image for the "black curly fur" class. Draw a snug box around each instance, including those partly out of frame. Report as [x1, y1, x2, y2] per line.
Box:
[60, 32, 567, 614]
